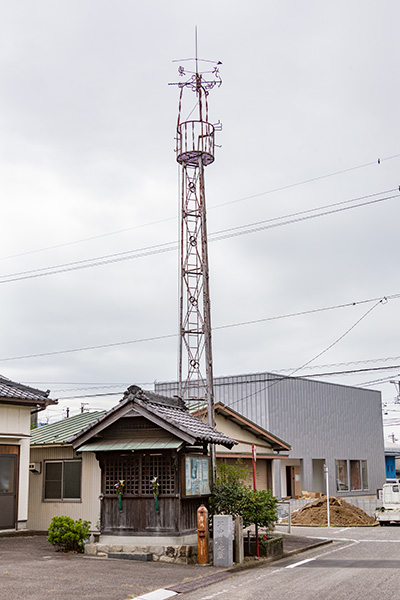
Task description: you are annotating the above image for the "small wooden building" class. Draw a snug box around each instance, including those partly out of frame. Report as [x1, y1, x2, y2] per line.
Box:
[71, 386, 236, 540]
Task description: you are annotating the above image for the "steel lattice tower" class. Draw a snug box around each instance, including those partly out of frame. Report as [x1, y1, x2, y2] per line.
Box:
[170, 50, 222, 443]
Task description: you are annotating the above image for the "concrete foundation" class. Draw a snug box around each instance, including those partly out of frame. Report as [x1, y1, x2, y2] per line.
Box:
[99, 533, 197, 546]
[85, 540, 198, 564]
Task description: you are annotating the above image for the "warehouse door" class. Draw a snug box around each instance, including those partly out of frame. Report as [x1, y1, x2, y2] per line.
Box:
[0, 454, 17, 529]
[286, 465, 301, 498]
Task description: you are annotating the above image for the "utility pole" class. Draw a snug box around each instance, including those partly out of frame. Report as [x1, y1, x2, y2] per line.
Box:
[170, 33, 222, 476]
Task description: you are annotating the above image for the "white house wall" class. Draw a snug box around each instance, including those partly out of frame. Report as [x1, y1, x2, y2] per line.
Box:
[1, 405, 31, 435]
[213, 413, 274, 455]
[27, 446, 101, 532]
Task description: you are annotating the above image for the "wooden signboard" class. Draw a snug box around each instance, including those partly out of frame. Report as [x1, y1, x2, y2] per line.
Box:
[182, 455, 211, 497]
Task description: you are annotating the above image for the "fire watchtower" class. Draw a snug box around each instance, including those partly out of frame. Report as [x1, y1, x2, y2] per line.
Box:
[170, 55, 222, 445]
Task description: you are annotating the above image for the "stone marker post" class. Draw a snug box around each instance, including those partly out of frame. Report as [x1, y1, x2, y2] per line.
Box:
[234, 515, 244, 564]
[213, 515, 233, 567]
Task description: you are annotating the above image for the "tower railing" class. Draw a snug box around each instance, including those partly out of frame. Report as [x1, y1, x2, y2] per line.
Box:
[176, 120, 215, 166]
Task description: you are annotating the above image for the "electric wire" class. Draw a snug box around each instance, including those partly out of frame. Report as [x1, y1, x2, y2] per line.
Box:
[2, 153, 399, 262]
[0, 293, 398, 363]
[39, 364, 400, 401]
[223, 299, 386, 410]
[211, 192, 399, 242]
[0, 189, 398, 285]
[289, 299, 385, 375]
[0, 217, 177, 262]
[212, 153, 400, 210]
[22, 358, 400, 387]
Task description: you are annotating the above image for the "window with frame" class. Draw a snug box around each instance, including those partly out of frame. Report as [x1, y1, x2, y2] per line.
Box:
[102, 453, 176, 497]
[44, 460, 82, 501]
[335, 459, 368, 492]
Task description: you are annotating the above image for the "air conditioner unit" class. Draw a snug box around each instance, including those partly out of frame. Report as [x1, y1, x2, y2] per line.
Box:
[29, 462, 41, 473]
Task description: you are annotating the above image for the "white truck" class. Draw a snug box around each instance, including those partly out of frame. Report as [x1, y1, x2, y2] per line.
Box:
[375, 482, 400, 525]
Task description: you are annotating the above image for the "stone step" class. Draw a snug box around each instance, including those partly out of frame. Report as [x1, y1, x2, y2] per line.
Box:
[108, 552, 153, 561]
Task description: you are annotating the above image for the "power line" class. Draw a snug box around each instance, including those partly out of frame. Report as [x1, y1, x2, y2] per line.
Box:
[1, 292, 397, 363]
[2, 153, 398, 262]
[224, 299, 387, 409]
[277, 354, 400, 372]
[0, 217, 177, 262]
[0, 189, 398, 285]
[0, 240, 178, 282]
[214, 293, 400, 331]
[45, 364, 400, 401]
[21, 357, 400, 387]
[0, 332, 177, 362]
[290, 300, 385, 375]
[211, 192, 400, 243]
[211, 153, 400, 210]
[55, 391, 123, 400]
[303, 364, 400, 379]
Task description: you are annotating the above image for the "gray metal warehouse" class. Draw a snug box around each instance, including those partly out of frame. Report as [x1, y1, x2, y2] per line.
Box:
[155, 372, 386, 504]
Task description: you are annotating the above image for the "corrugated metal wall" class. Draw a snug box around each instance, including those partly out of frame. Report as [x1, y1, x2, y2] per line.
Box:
[155, 372, 386, 497]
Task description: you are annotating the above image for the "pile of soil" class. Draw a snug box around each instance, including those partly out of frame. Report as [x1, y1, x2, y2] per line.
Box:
[289, 496, 376, 526]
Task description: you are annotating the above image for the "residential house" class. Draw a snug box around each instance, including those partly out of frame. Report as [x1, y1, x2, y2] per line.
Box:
[0, 375, 55, 530]
[196, 402, 291, 495]
[28, 410, 105, 531]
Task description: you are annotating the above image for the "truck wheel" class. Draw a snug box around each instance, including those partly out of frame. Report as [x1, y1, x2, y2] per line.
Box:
[379, 521, 388, 526]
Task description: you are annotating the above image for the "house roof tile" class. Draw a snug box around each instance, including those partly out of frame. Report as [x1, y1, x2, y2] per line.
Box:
[0, 375, 55, 406]
[31, 411, 105, 445]
[71, 386, 237, 450]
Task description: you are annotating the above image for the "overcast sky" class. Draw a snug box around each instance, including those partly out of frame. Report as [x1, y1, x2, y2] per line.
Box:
[1, 1, 400, 440]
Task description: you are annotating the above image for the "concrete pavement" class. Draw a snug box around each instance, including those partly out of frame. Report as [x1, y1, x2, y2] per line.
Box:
[0, 531, 331, 600]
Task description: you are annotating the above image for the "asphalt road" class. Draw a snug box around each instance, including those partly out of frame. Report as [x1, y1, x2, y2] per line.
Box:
[1, 526, 399, 600]
[181, 525, 400, 600]
[0, 535, 222, 600]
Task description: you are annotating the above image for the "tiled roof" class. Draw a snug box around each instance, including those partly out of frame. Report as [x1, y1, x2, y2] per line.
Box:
[31, 411, 105, 445]
[130, 387, 237, 449]
[0, 375, 54, 406]
[71, 386, 237, 450]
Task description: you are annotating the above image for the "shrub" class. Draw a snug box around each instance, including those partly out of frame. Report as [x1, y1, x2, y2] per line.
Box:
[209, 462, 249, 518]
[47, 516, 91, 553]
[210, 462, 278, 529]
[240, 488, 278, 529]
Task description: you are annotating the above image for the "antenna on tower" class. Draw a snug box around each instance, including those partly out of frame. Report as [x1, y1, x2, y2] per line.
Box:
[170, 34, 222, 476]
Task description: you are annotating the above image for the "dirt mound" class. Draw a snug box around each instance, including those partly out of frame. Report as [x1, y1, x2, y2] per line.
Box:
[289, 496, 376, 527]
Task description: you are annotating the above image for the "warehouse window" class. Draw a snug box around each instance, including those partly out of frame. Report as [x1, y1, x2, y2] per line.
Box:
[336, 459, 349, 491]
[44, 460, 81, 501]
[336, 459, 368, 492]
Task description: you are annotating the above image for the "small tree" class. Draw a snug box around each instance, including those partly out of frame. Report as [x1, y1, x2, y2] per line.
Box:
[240, 488, 278, 529]
[209, 461, 249, 518]
[209, 461, 278, 529]
[47, 516, 91, 553]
